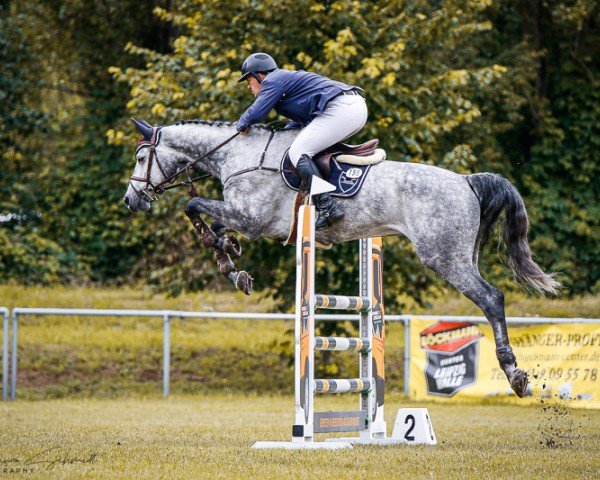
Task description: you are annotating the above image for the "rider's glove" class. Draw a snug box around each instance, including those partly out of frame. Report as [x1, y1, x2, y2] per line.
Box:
[236, 122, 249, 134]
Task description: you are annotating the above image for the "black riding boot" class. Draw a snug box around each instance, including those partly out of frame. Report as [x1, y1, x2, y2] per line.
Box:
[314, 192, 344, 230]
[296, 154, 344, 231]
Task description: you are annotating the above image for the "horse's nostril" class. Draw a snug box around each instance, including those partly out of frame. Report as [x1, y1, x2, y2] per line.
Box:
[123, 196, 130, 207]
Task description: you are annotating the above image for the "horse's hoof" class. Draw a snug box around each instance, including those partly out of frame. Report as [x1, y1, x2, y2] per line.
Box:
[511, 368, 529, 398]
[235, 271, 253, 295]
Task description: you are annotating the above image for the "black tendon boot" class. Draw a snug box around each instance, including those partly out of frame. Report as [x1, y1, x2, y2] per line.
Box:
[296, 154, 344, 230]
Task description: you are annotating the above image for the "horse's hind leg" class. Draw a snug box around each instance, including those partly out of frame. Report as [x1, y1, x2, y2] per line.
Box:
[416, 250, 528, 397]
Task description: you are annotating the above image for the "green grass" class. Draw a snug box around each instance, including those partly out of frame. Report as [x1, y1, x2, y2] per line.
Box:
[0, 286, 598, 400]
[415, 292, 600, 318]
[0, 394, 598, 479]
[11, 317, 405, 399]
[1, 287, 599, 477]
[0, 284, 280, 313]
[0, 285, 598, 317]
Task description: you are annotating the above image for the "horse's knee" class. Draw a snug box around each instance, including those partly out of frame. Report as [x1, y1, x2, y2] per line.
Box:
[184, 198, 201, 218]
[211, 220, 228, 237]
[491, 287, 504, 304]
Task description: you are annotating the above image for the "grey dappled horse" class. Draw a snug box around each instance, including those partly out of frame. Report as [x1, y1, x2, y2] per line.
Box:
[123, 119, 560, 397]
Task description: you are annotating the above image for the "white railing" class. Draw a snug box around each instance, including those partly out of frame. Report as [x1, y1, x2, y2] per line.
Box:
[1, 307, 8, 401]
[1, 307, 598, 401]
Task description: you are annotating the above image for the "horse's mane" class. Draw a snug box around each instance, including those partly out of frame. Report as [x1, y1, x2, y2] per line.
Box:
[173, 119, 271, 130]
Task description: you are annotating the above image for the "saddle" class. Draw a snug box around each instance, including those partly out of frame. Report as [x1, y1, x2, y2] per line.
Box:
[281, 139, 385, 247]
[281, 139, 386, 198]
[313, 139, 383, 178]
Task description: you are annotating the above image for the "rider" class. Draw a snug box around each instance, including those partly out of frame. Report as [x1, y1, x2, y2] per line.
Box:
[236, 53, 368, 230]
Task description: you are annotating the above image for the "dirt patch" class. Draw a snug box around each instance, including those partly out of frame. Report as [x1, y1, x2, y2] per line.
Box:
[535, 381, 584, 448]
[537, 402, 579, 447]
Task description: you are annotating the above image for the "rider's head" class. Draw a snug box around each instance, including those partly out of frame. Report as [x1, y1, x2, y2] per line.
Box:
[238, 53, 277, 97]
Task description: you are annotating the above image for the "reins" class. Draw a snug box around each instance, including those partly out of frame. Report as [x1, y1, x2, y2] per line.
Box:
[161, 130, 242, 197]
[129, 123, 285, 202]
[221, 128, 280, 185]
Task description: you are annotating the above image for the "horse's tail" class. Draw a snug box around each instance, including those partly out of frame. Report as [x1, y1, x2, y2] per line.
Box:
[467, 173, 560, 295]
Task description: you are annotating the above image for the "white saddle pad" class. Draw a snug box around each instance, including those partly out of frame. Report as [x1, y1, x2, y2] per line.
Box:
[336, 148, 386, 165]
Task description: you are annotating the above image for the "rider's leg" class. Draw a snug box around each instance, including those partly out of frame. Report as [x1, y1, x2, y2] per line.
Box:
[289, 94, 368, 230]
[288, 95, 368, 167]
[296, 154, 344, 229]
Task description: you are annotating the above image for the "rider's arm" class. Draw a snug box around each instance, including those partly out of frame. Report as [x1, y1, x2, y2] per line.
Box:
[236, 81, 283, 131]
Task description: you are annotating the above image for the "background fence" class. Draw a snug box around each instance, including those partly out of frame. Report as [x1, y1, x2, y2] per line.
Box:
[1, 307, 598, 401]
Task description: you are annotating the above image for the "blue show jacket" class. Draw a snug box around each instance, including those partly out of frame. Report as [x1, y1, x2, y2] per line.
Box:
[236, 69, 360, 130]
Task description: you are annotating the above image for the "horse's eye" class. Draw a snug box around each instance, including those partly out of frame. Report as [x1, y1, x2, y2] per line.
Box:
[136, 155, 145, 164]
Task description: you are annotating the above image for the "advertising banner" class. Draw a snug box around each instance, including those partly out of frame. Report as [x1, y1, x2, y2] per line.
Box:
[408, 318, 600, 408]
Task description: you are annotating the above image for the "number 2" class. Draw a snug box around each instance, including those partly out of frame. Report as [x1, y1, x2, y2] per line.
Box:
[404, 414, 415, 441]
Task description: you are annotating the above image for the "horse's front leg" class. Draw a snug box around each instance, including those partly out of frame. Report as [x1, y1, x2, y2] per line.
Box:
[184, 197, 256, 295]
[184, 196, 263, 240]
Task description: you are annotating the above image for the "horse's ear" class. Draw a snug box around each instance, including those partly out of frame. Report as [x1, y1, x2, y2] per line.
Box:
[131, 118, 153, 141]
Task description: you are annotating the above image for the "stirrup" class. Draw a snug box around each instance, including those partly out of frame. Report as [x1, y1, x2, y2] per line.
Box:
[315, 205, 344, 230]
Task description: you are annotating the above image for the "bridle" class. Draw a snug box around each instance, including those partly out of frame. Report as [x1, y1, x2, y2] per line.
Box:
[129, 128, 170, 202]
[129, 126, 241, 202]
[129, 124, 282, 202]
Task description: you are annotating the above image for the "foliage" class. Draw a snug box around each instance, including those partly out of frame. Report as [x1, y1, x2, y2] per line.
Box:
[0, 1, 175, 285]
[0, 230, 77, 284]
[515, 0, 599, 294]
[0, 3, 79, 281]
[0, 0, 597, 305]
[34, 0, 176, 282]
[115, 1, 502, 164]
[111, 0, 521, 308]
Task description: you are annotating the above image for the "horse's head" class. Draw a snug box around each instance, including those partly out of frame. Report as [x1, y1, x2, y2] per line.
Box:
[123, 119, 189, 211]
[124, 118, 248, 211]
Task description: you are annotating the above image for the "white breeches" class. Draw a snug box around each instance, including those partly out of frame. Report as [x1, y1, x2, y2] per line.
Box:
[288, 94, 368, 166]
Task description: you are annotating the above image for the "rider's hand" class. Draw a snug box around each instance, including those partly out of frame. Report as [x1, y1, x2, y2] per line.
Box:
[236, 123, 250, 134]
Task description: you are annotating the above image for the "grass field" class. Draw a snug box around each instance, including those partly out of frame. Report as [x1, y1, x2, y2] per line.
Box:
[1, 287, 599, 478]
[1, 286, 598, 399]
[0, 285, 598, 317]
[1, 393, 599, 479]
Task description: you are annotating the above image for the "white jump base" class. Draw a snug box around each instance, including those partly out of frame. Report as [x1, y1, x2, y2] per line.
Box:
[325, 437, 407, 446]
[252, 441, 352, 450]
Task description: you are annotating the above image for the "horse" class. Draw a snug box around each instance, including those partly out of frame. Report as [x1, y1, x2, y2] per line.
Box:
[123, 118, 560, 398]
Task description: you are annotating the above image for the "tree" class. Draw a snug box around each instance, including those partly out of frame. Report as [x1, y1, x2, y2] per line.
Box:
[4, 0, 596, 301]
[112, 0, 519, 308]
[0, 2, 78, 283]
[514, 0, 599, 294]
[31, 1, 174, 282]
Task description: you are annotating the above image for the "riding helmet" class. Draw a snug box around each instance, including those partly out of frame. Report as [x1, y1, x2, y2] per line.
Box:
[237, 53, 277, 82]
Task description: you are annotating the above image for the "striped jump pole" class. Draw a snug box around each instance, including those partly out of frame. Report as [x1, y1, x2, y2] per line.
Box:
[254, 204, 404, 449]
